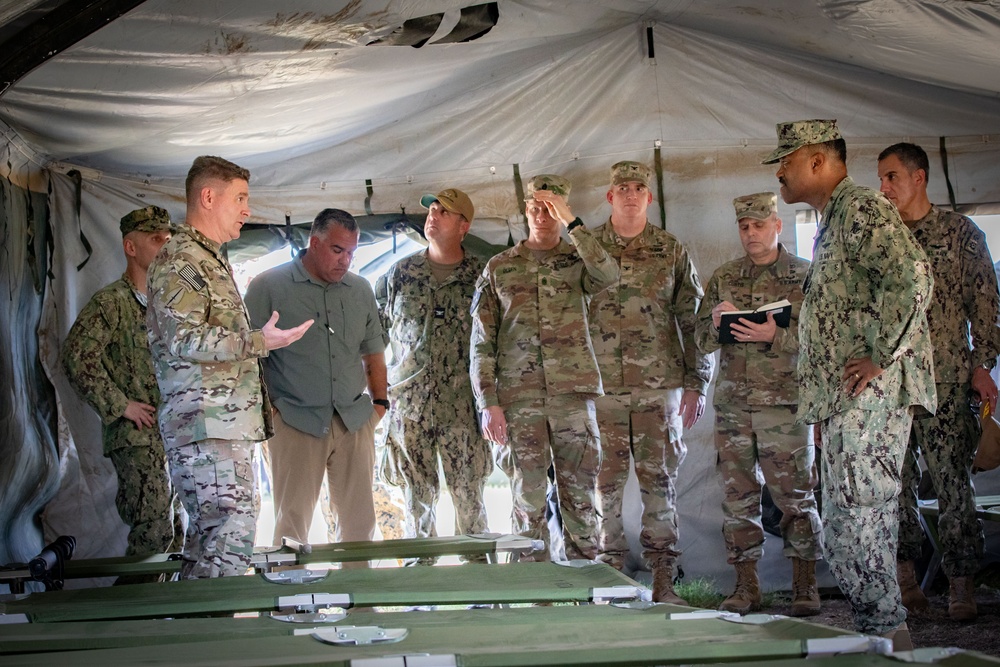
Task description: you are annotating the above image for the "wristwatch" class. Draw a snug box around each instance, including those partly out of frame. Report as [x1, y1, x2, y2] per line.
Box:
[373, 399, 390, 409]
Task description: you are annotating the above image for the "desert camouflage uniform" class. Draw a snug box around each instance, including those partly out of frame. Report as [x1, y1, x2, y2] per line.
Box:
[588, 220, 713, 569]
[62, 274, 174, 558]
[470, 223, 618, 560]
[898, 206, 1000, 577]
[695, 244, 822, 564]
[147, 224, 271, 579]
[378, 250, 491, 540]
[800, 176, 936, 635]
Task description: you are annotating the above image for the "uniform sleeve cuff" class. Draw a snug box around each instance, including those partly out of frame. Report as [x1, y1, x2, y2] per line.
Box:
[251, 330, 269, 357]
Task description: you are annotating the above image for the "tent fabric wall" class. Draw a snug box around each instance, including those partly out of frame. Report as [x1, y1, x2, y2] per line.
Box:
[0, 145, 58, 573]
[3, 0, 1000, 589]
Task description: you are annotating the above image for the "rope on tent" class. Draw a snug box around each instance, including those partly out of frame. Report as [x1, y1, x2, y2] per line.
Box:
[939, 137, 958, 212]
[510, 163, 525, 247]
[66, 169, 92, 271]
[279, 212, 303, 254]
[654, 142, 666, 230]
[365, 178, 375, 216]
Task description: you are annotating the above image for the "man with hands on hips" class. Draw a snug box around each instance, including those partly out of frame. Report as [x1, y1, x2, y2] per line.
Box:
[763, 119, 935, 649]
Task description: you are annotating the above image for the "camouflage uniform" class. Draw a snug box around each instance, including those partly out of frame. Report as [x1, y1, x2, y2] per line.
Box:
[470, 223, 618, 560]
[898, 206, 1000, 577]
[62, 273, 174, 558]
[798, 176, 936, 635]
[147, 224, 271, 579]
[695, 244, 822, 564]
[378, 250, 491, 539]
[589, 220, 713, 569]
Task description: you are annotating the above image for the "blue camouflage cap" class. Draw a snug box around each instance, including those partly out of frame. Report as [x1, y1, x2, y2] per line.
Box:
[761, 119, 842, 165]
[119, 205, 172, 237]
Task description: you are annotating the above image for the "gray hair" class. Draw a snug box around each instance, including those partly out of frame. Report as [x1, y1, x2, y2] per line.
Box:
[311, 208, 358, 237]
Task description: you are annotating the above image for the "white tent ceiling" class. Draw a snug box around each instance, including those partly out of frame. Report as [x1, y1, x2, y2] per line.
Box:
[2, 1, 999, 195]
[3, 0, 1000, 586]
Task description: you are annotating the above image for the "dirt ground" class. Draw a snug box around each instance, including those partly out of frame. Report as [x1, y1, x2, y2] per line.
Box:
[768, 585, 1000, 658]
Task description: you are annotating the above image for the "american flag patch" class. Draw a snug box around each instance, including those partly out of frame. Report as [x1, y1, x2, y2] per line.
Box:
[179, 264, 206, 291]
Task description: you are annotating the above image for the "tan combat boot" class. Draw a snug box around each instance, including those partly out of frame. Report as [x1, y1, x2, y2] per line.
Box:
[882, 621, 913, 652]
[789, 557, 821, 617]
[651, 561, 689, 605]
[719, 561, 761, 614]
[948, 576, 977, 621]
[896, 560, 929, 613]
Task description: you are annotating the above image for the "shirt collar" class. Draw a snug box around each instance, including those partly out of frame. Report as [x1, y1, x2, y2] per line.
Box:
[739, 243, 793, 277]
[600, 218, 652, 247]
[511, 238, 574, 261]
[291, 252, 360, 287]
[122, 272, 148, 308]
[822, 176, 854, 224]
[181, 224, 224, 259]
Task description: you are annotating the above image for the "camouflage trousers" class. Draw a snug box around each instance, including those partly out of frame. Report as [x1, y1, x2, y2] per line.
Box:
[820, 407, 911, 635]
[107, 444, 176, 557]
[714, 403, 822, 564]
[898, 382, 983, 577]
[595, 387, 684, 569]
[166, 439, 258, 579]
[382, 408, 490, 540]
[498, 395, 602, 561]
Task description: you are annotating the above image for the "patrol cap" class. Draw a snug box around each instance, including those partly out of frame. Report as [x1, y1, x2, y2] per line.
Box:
[419, 188, 475, 223]
[761, 119, 843, 165]
[610, 161, 651, 188]
[525, 174, 571, 200]
[119, 205, 172, 237]
[733, 192, 777, 222]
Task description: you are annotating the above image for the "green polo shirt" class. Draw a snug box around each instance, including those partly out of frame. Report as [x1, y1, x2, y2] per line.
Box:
[245, 253, 387, 436]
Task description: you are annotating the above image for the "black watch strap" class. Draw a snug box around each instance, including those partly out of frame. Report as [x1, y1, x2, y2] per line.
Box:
[567, 218, 584, 232]
[373, 399, 390, 409]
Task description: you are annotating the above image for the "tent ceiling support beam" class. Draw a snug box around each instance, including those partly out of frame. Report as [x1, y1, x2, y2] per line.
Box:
[0, 0, 149, 97]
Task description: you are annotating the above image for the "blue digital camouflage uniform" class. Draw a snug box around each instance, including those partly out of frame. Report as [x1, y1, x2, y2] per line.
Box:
[62, 274, 175, 559]
[588, 220, 713, 570]
[798, 176, 936, 635]
[470, 223, 618, 560]
[147, 224, 271, 579]
[378, 250, 491, 540]
[695, 244, 822, 565]
[897, 206, 1000, 577]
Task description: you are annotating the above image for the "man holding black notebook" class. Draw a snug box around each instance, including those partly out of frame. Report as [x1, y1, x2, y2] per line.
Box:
[695, 191, 822, 616]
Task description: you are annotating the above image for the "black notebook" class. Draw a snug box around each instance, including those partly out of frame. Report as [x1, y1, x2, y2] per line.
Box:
[718, 299, 792, 344]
